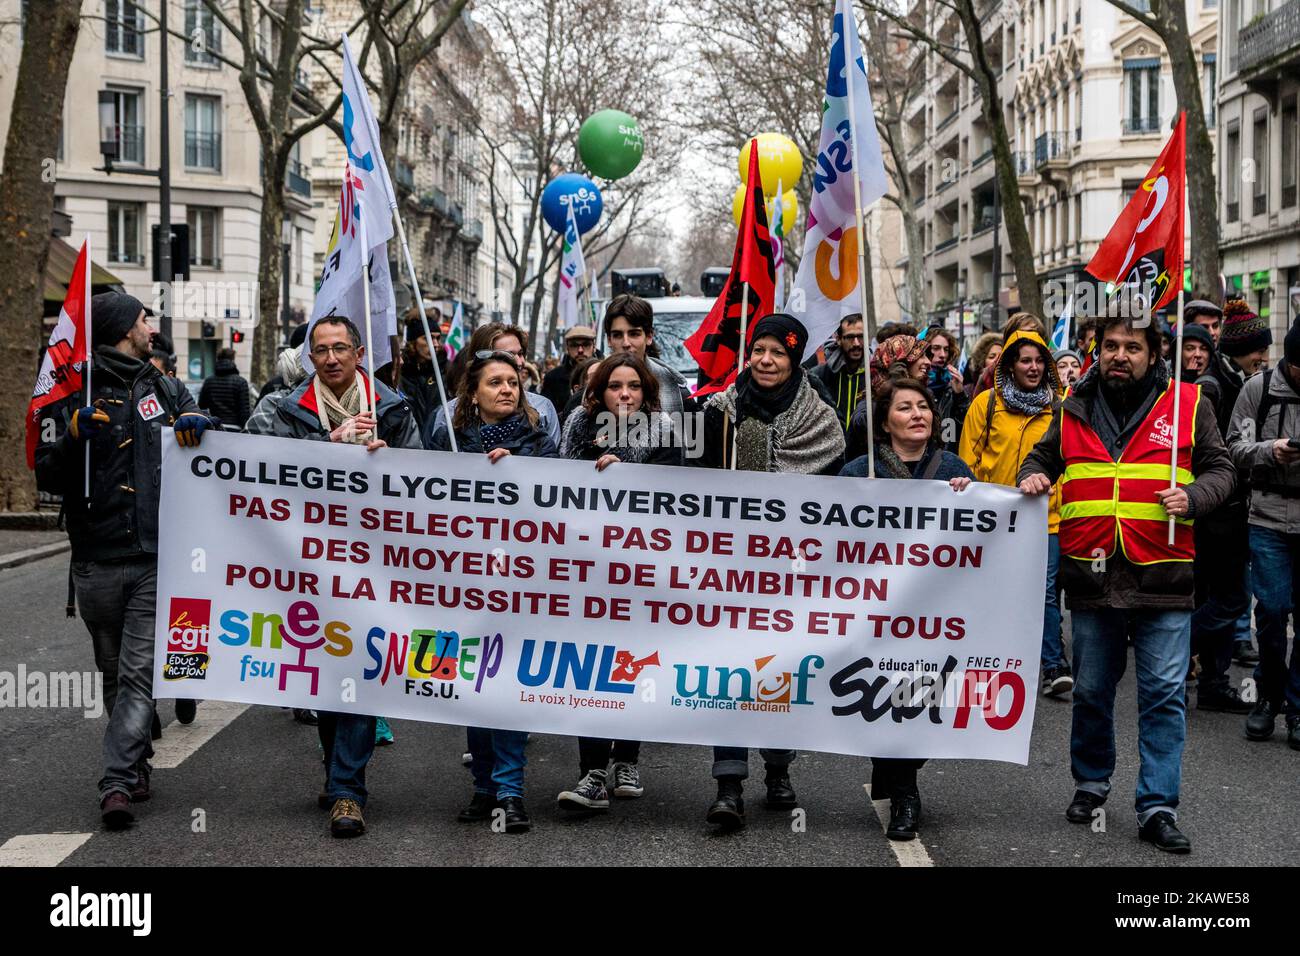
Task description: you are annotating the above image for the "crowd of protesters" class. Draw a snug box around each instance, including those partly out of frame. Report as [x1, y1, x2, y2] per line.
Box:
[33, 288, 1297, 853]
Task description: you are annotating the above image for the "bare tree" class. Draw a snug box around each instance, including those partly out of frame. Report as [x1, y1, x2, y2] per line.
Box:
[1103, 0, 1218, 301]
[0, 0, 82, 512]
[862, 0, 1044, 319]
[197, 0, 353, 382]
[474, 0, 680, 357]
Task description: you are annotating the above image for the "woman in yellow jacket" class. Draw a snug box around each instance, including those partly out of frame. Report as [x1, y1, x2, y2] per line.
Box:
[959, 328, 1073, 697]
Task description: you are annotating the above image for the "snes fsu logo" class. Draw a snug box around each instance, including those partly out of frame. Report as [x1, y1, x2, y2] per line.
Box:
[164, 598, 210, 681]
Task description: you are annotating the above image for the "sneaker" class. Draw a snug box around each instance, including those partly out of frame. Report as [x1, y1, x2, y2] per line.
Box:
[375, 717, 395, 746]
[100, 791, 134, 830]
[1233, 641, 1260, 666]
[1042, 665, 1074, 697]
[175, 698, 197, 725]
[329, 798, 365, 838]
[610, 762, 644, 799]
[557, 770, 610, 813]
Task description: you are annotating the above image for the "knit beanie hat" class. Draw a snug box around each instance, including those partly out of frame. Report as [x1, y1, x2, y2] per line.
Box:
[1053, 348, 1082, 365]
[1219, 298, 1272, 357]
[91, 292, 145, 346]
[750, 313, 809, 369]
[1180, 323, 1215, 352]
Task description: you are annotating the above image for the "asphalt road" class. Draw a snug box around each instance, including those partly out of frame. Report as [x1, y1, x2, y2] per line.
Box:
[1, 553, 1296, 867]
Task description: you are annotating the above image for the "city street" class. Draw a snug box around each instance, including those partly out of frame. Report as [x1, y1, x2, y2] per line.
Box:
[2, 552, 1295, 868]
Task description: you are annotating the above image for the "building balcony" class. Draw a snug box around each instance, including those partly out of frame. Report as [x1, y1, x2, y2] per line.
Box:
[286, 159, 311, 197]
[1239, 0, 1300, 101]
[1035, 131, 1068, 169]
[449, 202, 465, 228]
[419, 188, 449, 216]
[934, 236, 959, 253]
[184, 131, 221, 171]
[1122, 116, 1162, 135]
[935, 109, 960, 133]
[936, 176, 957, 196]
[463, 218, 484, 245]
[1014, 150, 1037, 185]
[395, 159, 415, 193]
[970, 147, 993, 170]
[108, 124, 145, 165]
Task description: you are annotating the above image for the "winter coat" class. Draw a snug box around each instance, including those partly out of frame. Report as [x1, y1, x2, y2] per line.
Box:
[559, 405, 684, 466]
[399, 356, 449, 434]
[34, 345, 201, 562]
[541, 357, 578, 413]
[1019, 359, 1236, 610]
[430, 393, 562, 450]
[244, 374, 422, 449]
[199, 358, 251, 429]
[427, 411, 558, 458]
[958, 329, 1063, 533]
[1227, 364, 1300, 535]
[808, 344, 868, 432]
[840, 445, 975, 482]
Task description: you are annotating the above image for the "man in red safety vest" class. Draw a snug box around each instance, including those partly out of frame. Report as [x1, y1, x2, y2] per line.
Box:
[1017, 311, 1236, 854]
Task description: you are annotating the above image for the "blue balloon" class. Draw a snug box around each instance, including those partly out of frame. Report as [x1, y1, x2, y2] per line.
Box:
[541, 173, 603, 234]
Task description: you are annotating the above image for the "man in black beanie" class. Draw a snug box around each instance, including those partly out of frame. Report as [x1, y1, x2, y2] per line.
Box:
[33, 291, 215, 830]
[1227, 317, 1300, 753]
[399, 309, 449, 432]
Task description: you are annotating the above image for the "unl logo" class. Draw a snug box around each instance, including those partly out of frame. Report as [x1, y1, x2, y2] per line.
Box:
[167, 598, 210, 652]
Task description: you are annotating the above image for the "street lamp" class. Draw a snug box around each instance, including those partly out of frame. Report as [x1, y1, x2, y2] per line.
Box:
[281, 217, 293, 346]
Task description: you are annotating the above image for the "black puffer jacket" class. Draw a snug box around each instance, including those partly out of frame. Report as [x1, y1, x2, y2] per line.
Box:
[35, 345, 200, 562]
[199, 359, 251, 428]
[427, 411, 558, 458]
[399, 355, 450, 433]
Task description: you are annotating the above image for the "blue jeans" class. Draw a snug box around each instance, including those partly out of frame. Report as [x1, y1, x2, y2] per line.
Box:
[1246, 526, 1300, 716]
[73, 558, 157, 800]
[712, 747, 795, 779]
[1042, 534, 1065, 670]
[468, 727, 528, 799]
[1235, 566, 1254, 646]
[1070, 608, 1191, 823]
[318, 712, 376, 806]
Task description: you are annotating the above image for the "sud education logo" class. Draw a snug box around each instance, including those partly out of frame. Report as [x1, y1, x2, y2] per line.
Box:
[163, 597, 210, 681]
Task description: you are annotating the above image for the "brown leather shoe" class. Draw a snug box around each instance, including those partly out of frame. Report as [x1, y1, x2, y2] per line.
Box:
[329, 798, 365, 838]
[101, 791, 134, 830]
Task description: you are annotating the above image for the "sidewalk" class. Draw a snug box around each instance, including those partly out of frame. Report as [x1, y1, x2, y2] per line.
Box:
[0, 529, 69, 570]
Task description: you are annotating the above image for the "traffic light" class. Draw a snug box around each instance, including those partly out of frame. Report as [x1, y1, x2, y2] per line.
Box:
[231, 329, 245, 345]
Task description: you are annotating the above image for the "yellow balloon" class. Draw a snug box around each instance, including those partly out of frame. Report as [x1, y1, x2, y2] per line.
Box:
[737, 133, 803, 198]
[732, 185, 798, 233]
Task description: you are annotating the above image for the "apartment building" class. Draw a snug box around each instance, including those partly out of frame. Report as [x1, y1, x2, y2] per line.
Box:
[0, 0, 321, 384]
[901, 0, 1217, 335]
[1218, 0, 1300, 353]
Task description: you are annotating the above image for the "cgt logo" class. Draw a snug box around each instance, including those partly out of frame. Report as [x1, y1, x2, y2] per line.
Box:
[163, 598, 210, 681]
[672, 654, 824, 713]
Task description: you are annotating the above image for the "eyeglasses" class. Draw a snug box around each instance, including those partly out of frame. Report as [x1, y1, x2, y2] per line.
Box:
[310, 343, 355, 359]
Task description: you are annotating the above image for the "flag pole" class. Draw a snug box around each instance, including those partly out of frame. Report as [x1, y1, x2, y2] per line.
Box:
[84, 235, 92, 499]
[1168, 287, 1185, 545]
[731, 282, 750, 471]
[842, 3, 875, 479]
[392, 210, 457, 452]
[359, 211, 377, 416]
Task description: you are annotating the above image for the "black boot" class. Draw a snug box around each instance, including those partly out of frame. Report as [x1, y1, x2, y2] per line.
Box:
[764, 764, 798, 809]
[886, 787, 922, 841]
[457, 792, 496, 823]
[1246, 700, 1278, 741]
[706, 776, 745, 830]
[497, 796, 531, 833]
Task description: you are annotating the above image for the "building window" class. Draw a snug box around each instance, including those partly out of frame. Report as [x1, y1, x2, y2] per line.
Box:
[1124, 59, 1160, 134]
[105, 0, 144, 58]
[187, 207, 221, 268]
[1253, 109, 1269, 217]
[184, 0, 221, 66]
[108, 201, 143, 265]
[1282, 96, 1297, 209]
[1226, 122, 1240, 222]
[1202, 54, 1216, 129]
[184, 94, 221, 170]
[105, 87, 144, 165]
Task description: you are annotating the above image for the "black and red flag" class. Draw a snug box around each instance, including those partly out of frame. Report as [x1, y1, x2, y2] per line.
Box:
[1085, 112, 1186, 311]
[686, 139, 776, 396]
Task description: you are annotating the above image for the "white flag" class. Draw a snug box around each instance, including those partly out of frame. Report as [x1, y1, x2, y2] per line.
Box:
[790, 0, 889, 349]
[772, 181, 786, 312]
[557, 203, 587, 330]
[303, 35, 399, 369]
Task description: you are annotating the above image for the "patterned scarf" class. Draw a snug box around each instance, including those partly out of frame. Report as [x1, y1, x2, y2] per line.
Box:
[999, 376, 1053, 416]
[313, 373, 373, 442]
[480, 413, 524, 450]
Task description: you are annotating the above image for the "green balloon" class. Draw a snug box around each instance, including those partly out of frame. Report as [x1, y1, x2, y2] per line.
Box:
[578, 109, 644, 180]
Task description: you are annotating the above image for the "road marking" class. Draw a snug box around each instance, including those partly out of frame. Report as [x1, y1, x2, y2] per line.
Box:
[0, 832, 92, 867]
[151, 700, 249, 769]
[864, 784, 935, 868]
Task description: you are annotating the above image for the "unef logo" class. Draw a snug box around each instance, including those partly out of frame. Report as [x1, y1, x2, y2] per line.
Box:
[1150, 413, 1174, 450]
[672, 654, 824, 713]
[164, 598, 210, 681]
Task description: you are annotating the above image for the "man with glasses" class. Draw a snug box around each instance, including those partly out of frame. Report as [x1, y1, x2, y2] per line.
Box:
[809, 314, 867, 432]
[541, 325, 597, 412]
[245, 315, 422, 839]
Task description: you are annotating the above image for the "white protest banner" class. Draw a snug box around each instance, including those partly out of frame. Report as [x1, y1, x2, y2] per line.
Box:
[154, 431, 1046, 763]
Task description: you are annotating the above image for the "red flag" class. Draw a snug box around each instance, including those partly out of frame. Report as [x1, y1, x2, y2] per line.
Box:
[686, 140, 776, 396]
[27, 239, 91, 468]
[1085, 112, 1185, 311]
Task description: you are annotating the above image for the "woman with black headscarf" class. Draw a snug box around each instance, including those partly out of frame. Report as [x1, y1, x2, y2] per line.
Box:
[691, 314, 845, 832]
[695, 313, 846, 474]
